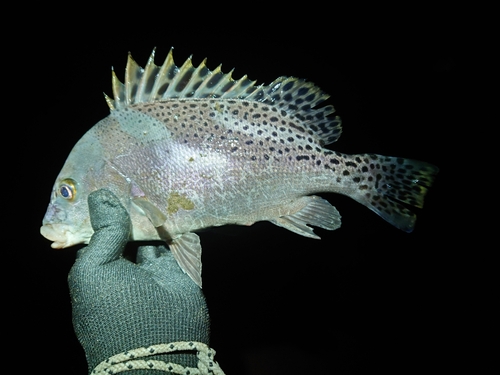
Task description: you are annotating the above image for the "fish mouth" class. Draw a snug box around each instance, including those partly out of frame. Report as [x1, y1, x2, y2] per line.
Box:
[40, 224, 91, 249]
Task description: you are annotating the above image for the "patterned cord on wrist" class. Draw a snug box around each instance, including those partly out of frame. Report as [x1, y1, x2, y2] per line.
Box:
[92, 341, 225, 375]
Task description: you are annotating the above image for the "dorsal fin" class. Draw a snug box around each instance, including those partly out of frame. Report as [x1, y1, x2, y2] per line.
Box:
[104, 48, 342, 145]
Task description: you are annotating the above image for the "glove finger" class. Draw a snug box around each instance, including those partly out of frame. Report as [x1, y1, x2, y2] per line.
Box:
[82, 189, 131, 265]
[136, 245, 161, 263]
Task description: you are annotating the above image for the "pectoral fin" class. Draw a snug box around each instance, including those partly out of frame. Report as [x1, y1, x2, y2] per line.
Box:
[270, 195, 342, 239]
[168, 232, 203, 288]
[131, 195, 202, 287]
[132, 197, 167, 227]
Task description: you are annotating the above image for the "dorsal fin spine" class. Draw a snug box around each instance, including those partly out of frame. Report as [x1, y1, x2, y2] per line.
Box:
[125, 53, 141, 106]
[137, 48, 158, 103]
[111, 68, 124, 109]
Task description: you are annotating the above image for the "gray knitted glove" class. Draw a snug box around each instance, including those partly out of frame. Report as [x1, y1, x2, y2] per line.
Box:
[68, 189, 210, 374]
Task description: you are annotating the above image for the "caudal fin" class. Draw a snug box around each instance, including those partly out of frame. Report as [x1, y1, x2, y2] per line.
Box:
[350, 154, 439, 232]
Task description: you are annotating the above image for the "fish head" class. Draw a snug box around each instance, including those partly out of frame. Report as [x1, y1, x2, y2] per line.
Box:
[40, 125, 118, 249]
[41, 115, 165, 249]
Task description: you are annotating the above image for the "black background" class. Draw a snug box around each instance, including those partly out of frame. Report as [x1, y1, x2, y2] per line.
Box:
[8, 6, 465, 374]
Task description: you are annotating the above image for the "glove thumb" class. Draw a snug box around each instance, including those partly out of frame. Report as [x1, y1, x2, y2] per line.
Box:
[79, 189, 130, 265]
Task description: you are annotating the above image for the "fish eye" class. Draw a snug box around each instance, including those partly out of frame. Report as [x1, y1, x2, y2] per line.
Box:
[59, 179, 77, 200]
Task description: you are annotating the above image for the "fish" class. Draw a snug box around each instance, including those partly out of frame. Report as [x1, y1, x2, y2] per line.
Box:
[41, 48, 438, 287]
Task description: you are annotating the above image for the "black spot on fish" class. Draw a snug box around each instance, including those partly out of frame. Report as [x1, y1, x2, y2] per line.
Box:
[298, 87, 309, 96]
[296, 155, 310, 161]
[246, 140, 253, 145]
[283, 81, 294, 91]
[287, 137, 294, 142]
[343, 170, 350, 176]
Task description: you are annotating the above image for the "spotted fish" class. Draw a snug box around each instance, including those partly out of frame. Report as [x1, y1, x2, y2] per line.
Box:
[41, 49, 438, 287]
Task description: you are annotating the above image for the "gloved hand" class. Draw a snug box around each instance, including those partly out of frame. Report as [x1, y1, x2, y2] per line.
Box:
[68, 189, 211, 374]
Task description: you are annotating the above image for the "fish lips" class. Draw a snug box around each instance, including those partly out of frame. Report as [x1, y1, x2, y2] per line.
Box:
[40, 223, 92, 249]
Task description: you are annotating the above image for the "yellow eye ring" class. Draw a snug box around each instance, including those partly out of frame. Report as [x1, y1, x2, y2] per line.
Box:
[59, 179, 77, 200]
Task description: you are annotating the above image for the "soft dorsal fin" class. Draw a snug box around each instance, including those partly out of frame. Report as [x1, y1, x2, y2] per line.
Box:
[104, 48, 342, 145]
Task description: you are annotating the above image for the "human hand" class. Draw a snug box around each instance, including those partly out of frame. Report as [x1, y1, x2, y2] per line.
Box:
[68, 189, 215, 374]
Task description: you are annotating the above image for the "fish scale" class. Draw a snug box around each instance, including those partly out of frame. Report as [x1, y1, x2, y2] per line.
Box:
[41, 48, 438, 287]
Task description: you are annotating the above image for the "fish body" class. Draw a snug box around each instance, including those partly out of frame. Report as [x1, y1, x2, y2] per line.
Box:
[41, 49, 438, 286]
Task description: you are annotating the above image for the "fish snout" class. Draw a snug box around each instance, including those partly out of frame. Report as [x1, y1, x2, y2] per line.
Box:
[42, 202, 67, 225]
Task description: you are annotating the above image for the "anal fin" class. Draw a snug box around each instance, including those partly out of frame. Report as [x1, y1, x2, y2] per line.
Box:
[270, 195, 342, 239]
